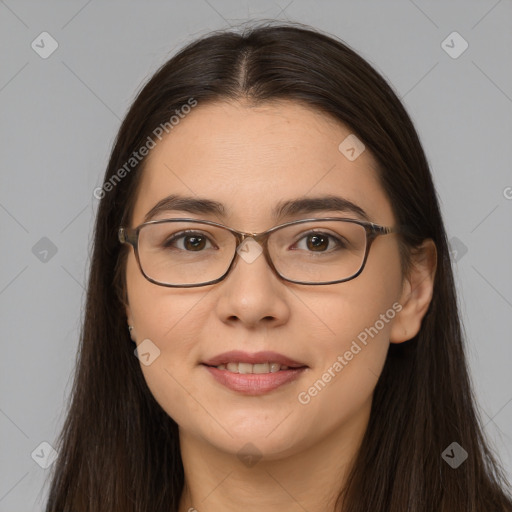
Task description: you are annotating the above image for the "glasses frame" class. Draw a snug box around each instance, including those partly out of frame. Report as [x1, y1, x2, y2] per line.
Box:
[118, 217, 401, 288]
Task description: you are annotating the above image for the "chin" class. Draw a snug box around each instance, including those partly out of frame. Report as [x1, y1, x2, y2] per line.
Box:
[216, 434, 304, 462]
[194, 416, 308, 460]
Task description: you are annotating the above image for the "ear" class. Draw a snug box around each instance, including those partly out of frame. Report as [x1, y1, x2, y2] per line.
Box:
[125, 302, 138, 342]
[390, 239, 437, 343]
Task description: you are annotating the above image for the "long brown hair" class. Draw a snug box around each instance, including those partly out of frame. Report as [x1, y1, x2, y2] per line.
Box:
[44, 21, 512, 511]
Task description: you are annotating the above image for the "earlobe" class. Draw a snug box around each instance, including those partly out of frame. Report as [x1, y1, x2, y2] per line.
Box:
[125, 303, 137, 342]
[389, 239, 437, 344]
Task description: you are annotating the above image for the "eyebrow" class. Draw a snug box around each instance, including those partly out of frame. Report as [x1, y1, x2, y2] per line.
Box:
[143, 194, 371, 224]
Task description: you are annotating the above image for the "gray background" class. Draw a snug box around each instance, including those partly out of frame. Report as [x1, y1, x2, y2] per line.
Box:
[1, 0, 511, 509]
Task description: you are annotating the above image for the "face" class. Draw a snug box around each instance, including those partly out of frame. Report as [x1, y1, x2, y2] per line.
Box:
[124, 100, 408, 460]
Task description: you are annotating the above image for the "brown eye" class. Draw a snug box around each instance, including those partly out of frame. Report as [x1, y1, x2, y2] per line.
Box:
[182, 235, 207, 251]
[163, 232, 213, 251]
[306, 234, 329, 251]
[293, 231, 345, 252]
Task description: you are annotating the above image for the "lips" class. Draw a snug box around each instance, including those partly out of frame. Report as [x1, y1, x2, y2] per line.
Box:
[202, 350, 308, 395]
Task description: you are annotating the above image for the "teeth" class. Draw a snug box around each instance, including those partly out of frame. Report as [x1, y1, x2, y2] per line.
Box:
[252, 363, 269, 374]
[215, 362, 294, 373]
[270, 363, 281, 373]
[238, 362, 253, 374]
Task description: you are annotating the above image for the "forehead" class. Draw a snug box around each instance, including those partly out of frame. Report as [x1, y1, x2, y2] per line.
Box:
[130, 100, 394, 229]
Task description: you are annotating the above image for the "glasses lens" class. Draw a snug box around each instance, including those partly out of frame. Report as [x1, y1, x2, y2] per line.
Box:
[137, 221, 236, 285]
[136, 219, 367, 286]
[268, 220, 367, 283]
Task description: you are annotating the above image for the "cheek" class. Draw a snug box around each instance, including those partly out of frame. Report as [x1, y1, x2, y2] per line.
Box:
[310, 246, 403, 354]
[126, 255, 212, 424]
[303, 285, 397, 398]
[293, 290, 399, 440]
[296, 243, 403, 406]
[126, 252, 207, 342]
[131, 297, 211, 430]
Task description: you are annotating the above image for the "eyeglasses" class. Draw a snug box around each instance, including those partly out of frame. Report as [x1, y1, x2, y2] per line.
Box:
[118, 217, 401, 288]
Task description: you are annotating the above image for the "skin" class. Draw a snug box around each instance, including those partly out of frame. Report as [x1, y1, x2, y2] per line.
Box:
[124, 100, 437, 512]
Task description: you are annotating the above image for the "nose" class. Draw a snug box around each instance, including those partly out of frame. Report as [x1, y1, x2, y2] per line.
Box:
[214, 239, 290, 328]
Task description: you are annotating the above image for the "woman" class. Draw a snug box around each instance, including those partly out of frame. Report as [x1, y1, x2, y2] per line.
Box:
[44, 21, 512, 511]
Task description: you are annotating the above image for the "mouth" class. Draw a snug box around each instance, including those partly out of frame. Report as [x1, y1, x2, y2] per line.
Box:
[201, 350, 309, 395]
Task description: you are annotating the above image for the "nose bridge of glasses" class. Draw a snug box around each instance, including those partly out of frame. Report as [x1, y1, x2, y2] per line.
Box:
[228, 227, 270, 250]
[225, 228, 280, 279]
[228, 230, 279, 285]
[230, 231, 267, 264]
